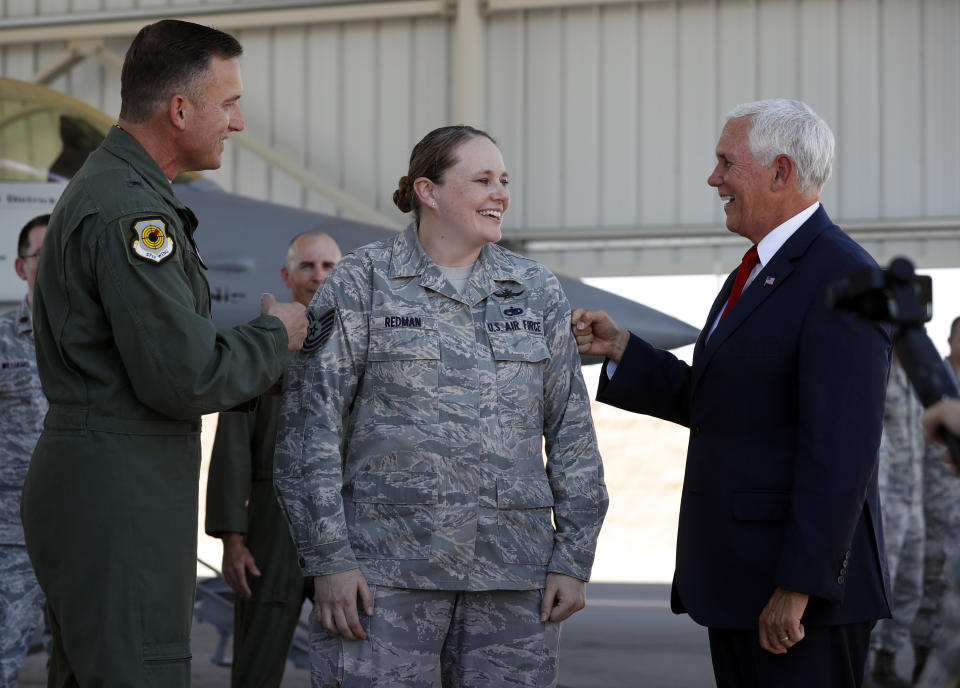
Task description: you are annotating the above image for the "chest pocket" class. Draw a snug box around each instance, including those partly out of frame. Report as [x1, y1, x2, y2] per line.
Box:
[367, 314, 440, 425]
[487, 327, 550, 428]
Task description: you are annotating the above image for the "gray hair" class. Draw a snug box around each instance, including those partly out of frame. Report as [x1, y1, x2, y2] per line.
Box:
[726, 99, 835, 195]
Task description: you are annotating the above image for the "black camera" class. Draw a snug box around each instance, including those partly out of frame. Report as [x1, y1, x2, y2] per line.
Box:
[828, 257, 960, 468]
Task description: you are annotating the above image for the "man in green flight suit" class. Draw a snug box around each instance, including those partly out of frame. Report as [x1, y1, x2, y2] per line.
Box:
[20, 19, 308, 686]
[206, 230, 341, 686]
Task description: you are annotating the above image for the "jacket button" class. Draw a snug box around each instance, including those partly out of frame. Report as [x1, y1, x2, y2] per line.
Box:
[840, 567, 847, 576]
[837, 575, 845, 584]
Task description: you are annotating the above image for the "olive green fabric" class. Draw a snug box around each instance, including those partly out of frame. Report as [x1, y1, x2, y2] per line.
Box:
[231, 584, 311, 688]
[205, 395, 312, 686]
[22, 126, 288, 687]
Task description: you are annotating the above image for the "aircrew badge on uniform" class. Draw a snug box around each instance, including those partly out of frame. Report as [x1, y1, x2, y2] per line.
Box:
[303, 308, 336, 354]
[130, 218, 175, 264]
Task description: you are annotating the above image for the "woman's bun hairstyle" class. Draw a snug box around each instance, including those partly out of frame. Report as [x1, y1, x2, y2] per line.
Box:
[395, 125, 497, 223]
[393, 175, 414, 213]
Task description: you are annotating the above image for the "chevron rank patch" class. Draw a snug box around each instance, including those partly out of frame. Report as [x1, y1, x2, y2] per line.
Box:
[303, 307, 336, 353]
[130, 218, 175, 264]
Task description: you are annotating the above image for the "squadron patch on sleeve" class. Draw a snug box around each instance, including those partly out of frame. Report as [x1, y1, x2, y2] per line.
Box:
[129, 218, 175, 264]
[302, 308, 336, 353]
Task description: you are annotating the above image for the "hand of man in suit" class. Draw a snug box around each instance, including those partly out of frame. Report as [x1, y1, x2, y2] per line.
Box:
[570, 308, 631, 362]
[758, 587, 808, 654]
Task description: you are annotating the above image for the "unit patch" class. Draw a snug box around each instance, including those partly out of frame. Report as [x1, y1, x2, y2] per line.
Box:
[130, 218, 175, 264]
[303, 308, 336, 353]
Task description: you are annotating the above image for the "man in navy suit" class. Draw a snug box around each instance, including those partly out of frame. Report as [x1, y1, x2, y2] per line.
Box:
[573, 99, 892, 687]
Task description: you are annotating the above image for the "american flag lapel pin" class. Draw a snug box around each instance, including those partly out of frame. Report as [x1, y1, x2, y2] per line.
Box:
[764, 275, 776, 286]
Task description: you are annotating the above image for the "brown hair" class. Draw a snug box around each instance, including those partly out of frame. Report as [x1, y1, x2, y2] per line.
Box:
[18, 214, 50, 257]
[393, 125, 497, 223]
[120, 20, 243, 123]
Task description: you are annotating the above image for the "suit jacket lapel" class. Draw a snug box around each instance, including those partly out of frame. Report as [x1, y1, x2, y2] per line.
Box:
[691, 206, 833, 392]
[692, 268, 737, 363]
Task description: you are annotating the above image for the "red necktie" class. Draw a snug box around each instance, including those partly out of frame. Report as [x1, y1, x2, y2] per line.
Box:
[719, 245, 760, 321]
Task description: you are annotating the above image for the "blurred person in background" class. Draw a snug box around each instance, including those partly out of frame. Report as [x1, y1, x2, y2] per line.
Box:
[910, 317, 960, 685]
[206, 230, 341, 687]
[869, 353, 925, 688]
[0, 215, 49, 687]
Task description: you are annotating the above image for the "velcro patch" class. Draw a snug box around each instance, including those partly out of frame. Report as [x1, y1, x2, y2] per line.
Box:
[129, 218, 175, 264]
[303, 308, 336, 353]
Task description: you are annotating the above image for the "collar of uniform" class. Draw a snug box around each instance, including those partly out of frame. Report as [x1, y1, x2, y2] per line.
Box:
[101, 126, 186, 212]
[388, 223, 526, 283]
[388, 224, 432, 278]
[15, 297, 32, 337]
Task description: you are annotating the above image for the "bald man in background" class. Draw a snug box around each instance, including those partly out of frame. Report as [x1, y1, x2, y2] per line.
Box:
[206, 231, 341, 687]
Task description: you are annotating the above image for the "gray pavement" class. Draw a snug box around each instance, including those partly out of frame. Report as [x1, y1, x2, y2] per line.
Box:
[19, 581, 911, 687]
[17, 582, 712, 687]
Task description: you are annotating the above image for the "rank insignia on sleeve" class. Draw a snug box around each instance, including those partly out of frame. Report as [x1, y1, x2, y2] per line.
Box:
[130, 218, 175, 264]
[302, 308, 336, 353]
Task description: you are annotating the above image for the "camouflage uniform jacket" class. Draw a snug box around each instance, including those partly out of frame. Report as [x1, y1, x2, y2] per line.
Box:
[877, 361, 925, 503]
[0, 300, 46, 546]
[275, 224, 607, 590]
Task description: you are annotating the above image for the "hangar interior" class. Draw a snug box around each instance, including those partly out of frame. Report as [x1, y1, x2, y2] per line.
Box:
[1, 0, 958, 278]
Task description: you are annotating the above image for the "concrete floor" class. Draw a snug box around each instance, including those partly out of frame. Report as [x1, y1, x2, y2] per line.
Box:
[16, 582, 915, 687]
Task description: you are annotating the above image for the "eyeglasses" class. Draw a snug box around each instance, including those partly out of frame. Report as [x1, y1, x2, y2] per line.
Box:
[19, 251, 41, 261]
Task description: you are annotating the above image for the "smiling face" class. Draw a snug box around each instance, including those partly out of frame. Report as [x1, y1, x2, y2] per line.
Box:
[281, 233, 342, 307]
[707, 116, 781, 244]
[180, 56, 245, 171]
[427, 136, 510, 253]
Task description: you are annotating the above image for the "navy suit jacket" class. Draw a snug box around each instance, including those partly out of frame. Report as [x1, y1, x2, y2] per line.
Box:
[598, 206, 893, 629]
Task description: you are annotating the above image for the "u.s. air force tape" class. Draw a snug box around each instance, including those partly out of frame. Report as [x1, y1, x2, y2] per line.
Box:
[303, 308, 336, 353]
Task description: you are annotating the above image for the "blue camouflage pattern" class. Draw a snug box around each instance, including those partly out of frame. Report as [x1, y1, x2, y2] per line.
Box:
[0, 300, 47, 547]
[872, 361, 925, 654]
[275, 224, 607, 591]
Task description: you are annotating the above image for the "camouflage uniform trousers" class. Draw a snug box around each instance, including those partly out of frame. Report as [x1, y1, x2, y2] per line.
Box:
[911, 444, 960, 653]
[0, 545, 46, 688]
[872, 437, 925, 653]
[310, 586, 561, 687]
[915, 546, 960, 688]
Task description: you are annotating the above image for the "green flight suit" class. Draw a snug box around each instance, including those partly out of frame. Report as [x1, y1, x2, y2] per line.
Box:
[21, 126, 288, 687]
[205, 394, 312, 687]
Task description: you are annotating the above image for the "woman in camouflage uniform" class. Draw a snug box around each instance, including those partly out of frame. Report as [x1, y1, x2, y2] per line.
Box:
[275, 126, 608, 687]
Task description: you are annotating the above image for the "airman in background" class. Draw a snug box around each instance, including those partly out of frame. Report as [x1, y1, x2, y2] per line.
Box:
[0, 215, 48, 688]
[206, 230, 341, 687]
